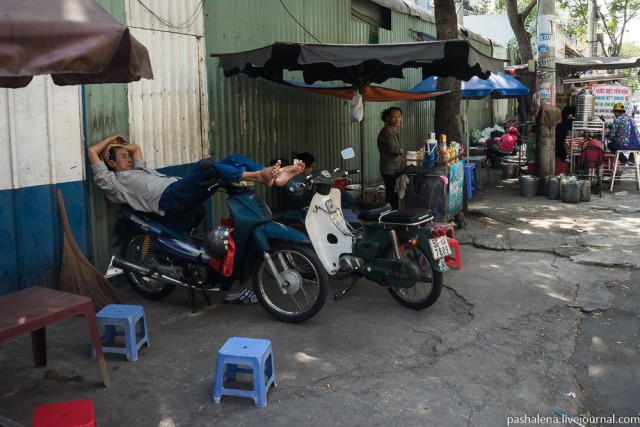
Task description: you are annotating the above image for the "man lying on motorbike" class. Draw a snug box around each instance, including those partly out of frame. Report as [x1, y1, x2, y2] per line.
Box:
[88, 134, 305, 216]
[89, 134, 305, 306]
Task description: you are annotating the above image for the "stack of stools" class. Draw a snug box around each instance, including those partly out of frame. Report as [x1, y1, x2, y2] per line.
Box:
[33, 400, 95, 427]
[609, 150, 640, 192]
[91, 304, 149, 362]
[213, 337, 277, 408]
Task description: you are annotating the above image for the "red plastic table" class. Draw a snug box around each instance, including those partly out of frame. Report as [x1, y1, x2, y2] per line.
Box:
[0, 286, 110, 387]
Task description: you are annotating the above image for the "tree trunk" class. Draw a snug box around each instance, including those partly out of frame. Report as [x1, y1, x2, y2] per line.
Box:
[505, 0, 535, 63]
[505, 0, 537, 121]
[434, 0, 462, 144]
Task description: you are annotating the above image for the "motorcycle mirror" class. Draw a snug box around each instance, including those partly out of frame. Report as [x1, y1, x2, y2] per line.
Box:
[341, 148, 355, 160]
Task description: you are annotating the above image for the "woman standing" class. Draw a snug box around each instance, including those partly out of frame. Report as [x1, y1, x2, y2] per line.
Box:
[377, 107, 404, 209]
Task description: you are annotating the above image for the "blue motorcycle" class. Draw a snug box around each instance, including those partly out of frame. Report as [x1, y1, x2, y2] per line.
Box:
[111, 181, 329, 323]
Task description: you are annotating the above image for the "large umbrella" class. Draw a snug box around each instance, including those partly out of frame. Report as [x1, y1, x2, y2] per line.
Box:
[411, 72, 529, 99]
[215, 40, 504, 195]
[411, 72, 529, 152]
[0, 0, 153, 88]
[411, 75, 494, 100]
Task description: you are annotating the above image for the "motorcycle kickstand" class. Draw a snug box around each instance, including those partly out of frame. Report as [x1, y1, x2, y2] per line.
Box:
[188, 287, 198, 314]
[198, 283, 212, 307]
[334, 276, 359, 301]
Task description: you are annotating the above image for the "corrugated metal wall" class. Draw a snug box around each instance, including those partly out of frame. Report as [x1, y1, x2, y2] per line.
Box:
[203, 0, 487, 221]
[0, 78, 88, 294]
[86, 0, 209, 274]
[1, 0, 510, 292]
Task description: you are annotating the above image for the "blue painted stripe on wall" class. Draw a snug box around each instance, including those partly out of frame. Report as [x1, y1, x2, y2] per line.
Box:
[0, 181, 90, 295]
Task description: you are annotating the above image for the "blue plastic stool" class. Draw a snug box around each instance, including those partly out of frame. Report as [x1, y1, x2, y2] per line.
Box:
[463, 162, 479, 198]
[91, 304, 149, 362]
[213, 337, 277, 408]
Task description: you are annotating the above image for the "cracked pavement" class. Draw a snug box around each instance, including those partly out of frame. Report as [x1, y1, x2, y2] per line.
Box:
[1, 169, 639, 426]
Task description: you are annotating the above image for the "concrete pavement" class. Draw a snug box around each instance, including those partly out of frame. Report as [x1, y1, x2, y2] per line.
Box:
[1, 168, 639, 427]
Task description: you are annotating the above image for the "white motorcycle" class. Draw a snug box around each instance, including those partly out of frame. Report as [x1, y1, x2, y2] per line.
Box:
[304, 149, 451, 310]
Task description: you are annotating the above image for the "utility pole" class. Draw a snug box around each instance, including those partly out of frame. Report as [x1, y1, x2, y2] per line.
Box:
[587, 0, 598, 56]
[536, 0, 556, 178]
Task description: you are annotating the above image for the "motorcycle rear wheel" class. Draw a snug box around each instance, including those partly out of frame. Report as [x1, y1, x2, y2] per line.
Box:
[122, 233, 176, 300]
[253, 243, 328, 323]
[384, 244, 443, 310]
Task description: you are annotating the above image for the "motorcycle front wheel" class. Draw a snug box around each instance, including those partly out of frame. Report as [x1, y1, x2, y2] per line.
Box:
[253, 243, 328, 323]
[384, 244, 443, 310]
[122, 233, 176, 300]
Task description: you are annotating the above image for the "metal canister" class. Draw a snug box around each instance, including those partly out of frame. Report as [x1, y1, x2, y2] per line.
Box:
[548, 177, 559, 199]
[576, 88, 595, 122]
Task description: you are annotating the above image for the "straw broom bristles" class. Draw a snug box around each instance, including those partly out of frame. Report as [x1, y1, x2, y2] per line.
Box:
[58, 189, 123, 310]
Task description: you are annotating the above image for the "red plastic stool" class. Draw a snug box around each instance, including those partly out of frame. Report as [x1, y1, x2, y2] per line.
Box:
[432, 223, 455, 239]
[33, 400, 95, 427]
[444, 238, 461, 270]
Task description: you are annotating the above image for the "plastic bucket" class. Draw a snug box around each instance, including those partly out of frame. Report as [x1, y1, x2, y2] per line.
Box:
[540, 175, 552, 196]
[501, 163, 519, 179]
[579, 180, 591, 202]
[519, 175, 541, 197]
[562, 181, 581, 203]
[548, 177, 559, 199]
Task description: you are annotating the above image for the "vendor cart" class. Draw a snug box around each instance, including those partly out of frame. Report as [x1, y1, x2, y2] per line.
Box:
[398, 157, 465, 227]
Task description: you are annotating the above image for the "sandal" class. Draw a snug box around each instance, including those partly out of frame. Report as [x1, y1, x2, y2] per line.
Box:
[224, 288, 258, 305]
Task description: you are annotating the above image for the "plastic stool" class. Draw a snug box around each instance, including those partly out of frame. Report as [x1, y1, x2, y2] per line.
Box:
[463, 163, 479, 198]
[213, 337, 277, 408]
[33, 400, 95, 427]
[444, 237, 461, 270]
[609, 150, 640, 192]
[91, 304, 149, 362]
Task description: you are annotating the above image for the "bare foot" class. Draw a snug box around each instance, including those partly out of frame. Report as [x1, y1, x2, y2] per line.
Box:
[275, 162, 305, 187]
[252, 161, 280, 187]
[268, 160, 281, 187]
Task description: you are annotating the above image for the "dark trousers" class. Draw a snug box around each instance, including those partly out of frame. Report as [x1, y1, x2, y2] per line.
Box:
[159, 154, 265, 213]
[382, 174, 399, 210]
[607, 143, 635, 163]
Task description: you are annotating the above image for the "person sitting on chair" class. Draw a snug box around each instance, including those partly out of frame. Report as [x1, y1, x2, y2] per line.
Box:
[88, 134, 305, 216]
[605, 103, 640, 166]
[487, 126, 520, 167]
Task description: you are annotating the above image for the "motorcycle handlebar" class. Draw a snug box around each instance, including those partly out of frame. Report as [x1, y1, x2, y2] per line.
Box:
[344, 169, 360, 175]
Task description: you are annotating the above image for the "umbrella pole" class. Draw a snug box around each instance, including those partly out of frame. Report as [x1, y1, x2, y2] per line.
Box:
[360, 116, 366, 201]
[465, 99, 470, 157]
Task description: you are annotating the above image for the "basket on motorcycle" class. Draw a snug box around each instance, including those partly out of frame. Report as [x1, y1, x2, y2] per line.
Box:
[379, 208, 433, 226]
[398, 170, 446, 222]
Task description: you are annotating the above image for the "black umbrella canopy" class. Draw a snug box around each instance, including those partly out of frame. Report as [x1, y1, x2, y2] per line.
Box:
[216, 40, 504, 88]
[0, 0, 153, 88]
[215, 40, 503, 197]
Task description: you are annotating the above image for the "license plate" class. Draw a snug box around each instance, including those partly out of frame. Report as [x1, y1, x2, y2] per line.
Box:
[429, 236, 452, 259]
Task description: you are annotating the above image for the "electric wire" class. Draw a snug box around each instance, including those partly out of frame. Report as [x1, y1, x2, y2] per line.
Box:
[279, 0, 321, 43]
[136, 0, 205, 30]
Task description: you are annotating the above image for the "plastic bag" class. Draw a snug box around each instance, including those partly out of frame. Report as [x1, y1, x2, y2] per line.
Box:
[469, 128, 483, 144]
[350, 92, 363, 122]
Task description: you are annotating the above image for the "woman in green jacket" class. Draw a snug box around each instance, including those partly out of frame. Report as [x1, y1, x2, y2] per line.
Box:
[377, 106, 404, 209]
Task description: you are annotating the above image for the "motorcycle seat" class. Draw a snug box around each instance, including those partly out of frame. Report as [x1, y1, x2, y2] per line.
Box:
[351, 201, 392, 222]
[122, 204, 205, 220]
[379, 208, 433, 225]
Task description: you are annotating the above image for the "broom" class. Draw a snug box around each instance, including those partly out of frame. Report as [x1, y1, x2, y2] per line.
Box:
[57, 189, 123, 310]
